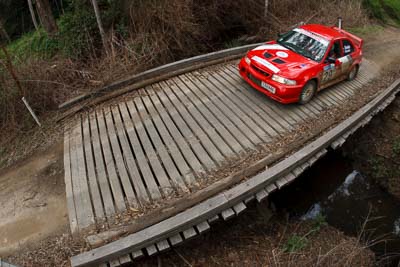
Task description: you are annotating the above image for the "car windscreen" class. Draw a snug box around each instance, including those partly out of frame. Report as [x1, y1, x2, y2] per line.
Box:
[277, 28, 329, 62]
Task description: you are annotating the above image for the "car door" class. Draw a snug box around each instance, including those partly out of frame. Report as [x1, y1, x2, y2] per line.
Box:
[321, 40, 343, 85]
[338, 38, 355, 75]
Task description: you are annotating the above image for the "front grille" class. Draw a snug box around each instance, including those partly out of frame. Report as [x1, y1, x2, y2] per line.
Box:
[248, 73, 262, 87]
[251, 64, 270, 77]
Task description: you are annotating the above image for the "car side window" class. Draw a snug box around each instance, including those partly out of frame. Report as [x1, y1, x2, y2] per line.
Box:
[342, 39, 354, 56]
[328, 40, 342, 59]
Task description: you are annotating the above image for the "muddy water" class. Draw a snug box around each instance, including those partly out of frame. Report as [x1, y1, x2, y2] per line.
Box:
[269, 151, 400, 266]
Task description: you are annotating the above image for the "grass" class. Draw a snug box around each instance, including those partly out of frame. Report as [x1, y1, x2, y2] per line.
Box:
[348, 24, 384, 36]
[364, 0, 400, 26]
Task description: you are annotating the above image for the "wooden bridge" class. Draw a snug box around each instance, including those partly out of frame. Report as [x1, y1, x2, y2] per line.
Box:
[61, 44, 400, 267]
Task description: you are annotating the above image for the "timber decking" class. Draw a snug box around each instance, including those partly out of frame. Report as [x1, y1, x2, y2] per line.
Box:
[64, 59, 378, 233]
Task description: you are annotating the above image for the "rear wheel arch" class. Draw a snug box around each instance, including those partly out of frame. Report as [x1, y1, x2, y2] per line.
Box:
[347, 64, 359, 81]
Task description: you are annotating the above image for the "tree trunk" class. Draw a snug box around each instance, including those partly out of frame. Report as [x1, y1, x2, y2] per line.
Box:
[264, 0, 269, 19]
[35, 0, 58, 36]
[27, 0, 40, 30]
[0, 20, 10, 43]
[90, 0, 108, 52]
[0, 45, 24, 96]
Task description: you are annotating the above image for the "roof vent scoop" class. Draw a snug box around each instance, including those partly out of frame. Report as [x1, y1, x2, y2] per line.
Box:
[272, 58, 285, 64]
[264, 52, 272, 58]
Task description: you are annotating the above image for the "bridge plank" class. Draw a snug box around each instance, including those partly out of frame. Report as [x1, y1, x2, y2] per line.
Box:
[169, 76, 228, 162]
[148, 86, 204, 178]
[217, 68, 284, 136]
[69, 124, 85, 231]
[193, 71, 271, 143]
[169, 234, 183, 246]
[209, 70, 280, 138]
[119, 254, 132, 265]
[225, 64, 302, 125]
[72, 119, 95, 229]
[135, 93, 187, 191]
[316, 91, 335, 106]
[126, 100, 174, 197]
[63, 129, 78, 233]
[181, 72, 257, 150]
[146, 244, 158, 256]
[97, 109, 126, 212]
[156, 240, 170, 251]
[223, 66, 293, 131]
[196, 221, 210, 233]
[322, 89, 341, 105]
[332, 85, 349, 99]
[326, 88, 345, 103]
[159, 80, 220, 169]
[119, 102, 162, 200]
[141, 89, 196, 186]
[308, 99, 324, 112]
[177, 74, 242, 155]
[104, 106, 138, 207]
[82, 114, 105, 220]
[297, 100, 320, 117]
[182, 227, 197, 240]
[111, 105, 150, 204]
[89, 113, 116, 218]
[154, 82, 215, 171]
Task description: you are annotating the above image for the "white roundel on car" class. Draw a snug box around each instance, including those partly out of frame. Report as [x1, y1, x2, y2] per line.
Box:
[276, 51, 288, 58]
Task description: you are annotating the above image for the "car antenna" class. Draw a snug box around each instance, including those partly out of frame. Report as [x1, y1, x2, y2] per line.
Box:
[338, 17, 343, 30]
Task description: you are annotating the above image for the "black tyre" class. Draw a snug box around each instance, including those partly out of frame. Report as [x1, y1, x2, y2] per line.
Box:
[347, 64, 359, 81]
[299, 80, 317, 104]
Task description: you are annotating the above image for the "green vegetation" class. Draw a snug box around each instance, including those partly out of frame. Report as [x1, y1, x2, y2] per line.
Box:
[370, 157, 389, 178]
[284, 235, 308, 253]
[393, 137, 400, 155]
[348, 25, 384, 36]
[5, 30, 58, 60]
[284, 215, 328, 253]
[364, 0, 400, 25]
[312, 214, 328, 231]
[7, 14, 103, 60]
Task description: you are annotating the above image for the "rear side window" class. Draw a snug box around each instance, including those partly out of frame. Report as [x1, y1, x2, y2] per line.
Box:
[342, 39, 354, 55]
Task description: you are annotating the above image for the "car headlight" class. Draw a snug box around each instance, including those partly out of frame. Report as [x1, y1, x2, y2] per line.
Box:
[271, 74, 297, 85]
[244, 56, 251, 65]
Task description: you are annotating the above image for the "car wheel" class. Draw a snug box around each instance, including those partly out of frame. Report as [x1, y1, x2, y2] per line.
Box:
[347, 65, 359, 81]
[299, 80, 317, 104]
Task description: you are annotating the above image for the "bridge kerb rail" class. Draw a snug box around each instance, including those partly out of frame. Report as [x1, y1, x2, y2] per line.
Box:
[58, 43, 263, 118]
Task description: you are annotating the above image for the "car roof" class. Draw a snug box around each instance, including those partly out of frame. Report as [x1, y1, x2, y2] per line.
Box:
[299, 24, 344, 40]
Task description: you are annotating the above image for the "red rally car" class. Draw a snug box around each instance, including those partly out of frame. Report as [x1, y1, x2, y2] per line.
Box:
[239, 24, 363, 104]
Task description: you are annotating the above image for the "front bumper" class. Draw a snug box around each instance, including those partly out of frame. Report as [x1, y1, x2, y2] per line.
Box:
[238, 58, 303, 104]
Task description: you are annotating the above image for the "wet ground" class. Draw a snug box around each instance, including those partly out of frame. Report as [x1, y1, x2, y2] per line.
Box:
[269, 150, 400, 266]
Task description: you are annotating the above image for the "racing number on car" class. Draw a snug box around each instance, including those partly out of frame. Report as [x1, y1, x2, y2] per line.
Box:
[322, 64, 336, 82]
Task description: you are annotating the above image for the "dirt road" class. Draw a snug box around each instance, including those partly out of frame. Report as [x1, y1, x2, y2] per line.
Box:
[0, 142, 67, 257]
